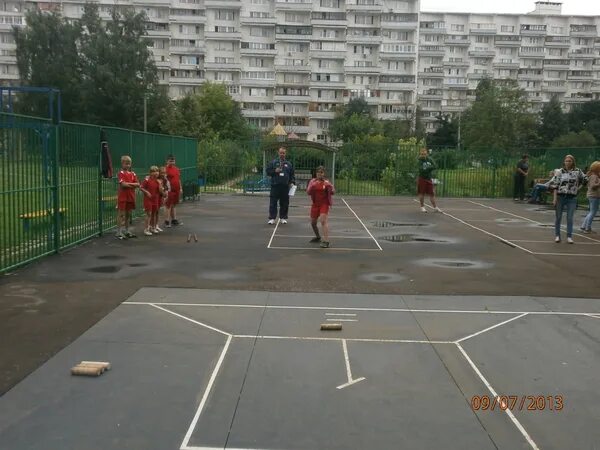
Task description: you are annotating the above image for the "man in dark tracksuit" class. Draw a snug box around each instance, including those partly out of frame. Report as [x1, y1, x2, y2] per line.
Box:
[267, 147, 295, 224]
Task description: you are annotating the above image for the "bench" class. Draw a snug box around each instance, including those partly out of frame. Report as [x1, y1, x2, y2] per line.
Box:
[242, 177, 270, 193]
[528, 178, 553, 204]
[294, 170, 313, 190]
[19, 208, 67, 231]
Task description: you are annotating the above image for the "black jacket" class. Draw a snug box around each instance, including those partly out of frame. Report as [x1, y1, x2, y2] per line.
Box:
[266, 158, 295, 186]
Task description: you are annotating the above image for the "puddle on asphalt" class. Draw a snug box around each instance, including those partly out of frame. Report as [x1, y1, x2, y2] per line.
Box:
[371, 221, 429, 228]
[128, 263, 148, 268]
[416, 258, 493, 269]
[358, 272, 405, 283]
[97, 255, 126, 261]
[380, 234, 447, 243]
[85, 265, 121, 273]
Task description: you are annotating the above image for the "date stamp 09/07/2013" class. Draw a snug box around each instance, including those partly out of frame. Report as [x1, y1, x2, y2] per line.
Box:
[471, 395, 564, 412]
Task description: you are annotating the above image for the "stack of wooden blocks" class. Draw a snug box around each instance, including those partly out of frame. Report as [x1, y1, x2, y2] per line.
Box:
[70, 361, 111, 377]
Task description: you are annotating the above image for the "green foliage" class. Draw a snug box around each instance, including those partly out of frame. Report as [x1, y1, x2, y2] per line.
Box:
[551, 130, 597, 148]
[462, 79, 538, 153]
[14, 4, 167, 130]
[380, 137, 425, 194]
[537, 96, 568, 147]
[160, 82, 251, 141]
[198, 138, 255, 185]
[427, 114, 458, 148]
[567, 100, 600, 143]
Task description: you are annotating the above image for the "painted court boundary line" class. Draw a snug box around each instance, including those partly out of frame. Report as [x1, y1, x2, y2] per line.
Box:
[125, 301, 600, 317]
[342, 197, 383, 251]
[142, 303, 540, 450]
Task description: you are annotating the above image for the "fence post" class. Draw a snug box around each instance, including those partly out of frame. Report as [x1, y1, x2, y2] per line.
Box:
[51, 124, 60, 253]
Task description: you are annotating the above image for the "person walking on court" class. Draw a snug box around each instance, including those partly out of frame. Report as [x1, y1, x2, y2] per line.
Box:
[550, 154, 587, 244]
[267, 147, 295, 225]
[580, 161, 600, 234]
[417, 148, 441, 213]
[307, 166, 335, 248]
[513, 154, 529, 201]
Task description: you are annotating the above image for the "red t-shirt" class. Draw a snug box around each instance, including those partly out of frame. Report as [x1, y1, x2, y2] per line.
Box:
[166, 165, 181, 192]
[309, 180, 329, 205]
[141, 177, 161, 204]
[118, 170, 138, 202]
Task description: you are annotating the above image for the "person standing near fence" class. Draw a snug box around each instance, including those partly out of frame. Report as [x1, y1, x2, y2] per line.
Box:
[580, 161, 600, 234]
[513, 154, 529, 201]
[267, 147, 295, 225]
[550, 154, 587, 244]
[116, 155, 139, 240]
[165, 155, 182, 227]
[417, 148, 441, 213]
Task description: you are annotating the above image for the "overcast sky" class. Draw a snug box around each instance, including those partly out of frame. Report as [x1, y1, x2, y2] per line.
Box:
[420, 0, 600, 15]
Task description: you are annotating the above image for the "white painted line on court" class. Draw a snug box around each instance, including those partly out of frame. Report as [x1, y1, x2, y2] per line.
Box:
[469, 200, 600, 244]
[125, 302, 600, 317]
[456, 343, 539, 450]
[512, 240, 600, 245]
[455, 313, 528, 343]
[274, 234, 373, 239]
[150, 304, 231, 337]
[337, 339, 366, 389]
[429, 207, 534, 254]
[326, 313, 357, 317]
[180, 335, 233, 450]
[532, 251, 600, 257]
[233, 334, 453, 344]
[342, 198, 383, 251]
[327, 318, 358, 322]
[586, 314, 600, 320]
[266, 219, 280, 249]
[269, 246, 382, 251]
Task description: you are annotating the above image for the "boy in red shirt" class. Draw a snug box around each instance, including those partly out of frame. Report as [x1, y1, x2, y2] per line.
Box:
[306, 166, 335, 248]
[140, 166, 164, 236]
[165, 155, 182, 227]
[116, 155, 140, 240]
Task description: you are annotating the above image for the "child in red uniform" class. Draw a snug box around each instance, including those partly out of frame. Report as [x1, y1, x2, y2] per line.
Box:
[165, 155, 182, 227]
[140, 166, 164, 236]
[116, 155, 139, 240]
[306, 166, 335, 248]
[158, 166, 170, 227]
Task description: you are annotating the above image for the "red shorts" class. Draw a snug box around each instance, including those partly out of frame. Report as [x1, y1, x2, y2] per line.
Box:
[144, 200, 159, 213]
[310, 203, 330, 219]
[166, 191, 180, 207]
[417, 177, 435, 195]
[118, 201, 135, 212]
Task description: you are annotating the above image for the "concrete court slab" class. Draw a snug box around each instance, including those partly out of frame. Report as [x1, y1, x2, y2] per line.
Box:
[462, 314, 600, 450]
[191, 339, 497, 450]
[269, 235, 380, 250]
[510, 240, 600, 255]
[0, 305, 228, 450]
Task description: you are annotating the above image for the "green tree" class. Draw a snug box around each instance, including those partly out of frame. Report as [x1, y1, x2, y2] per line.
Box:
[329, 98, 382, 142]
[537, 96, 568, 147]
[462, 79, 537, 152]
[551, 130, 597, 148]
[14, 10, 82, 119]
[427, 114, 458, 148]
[567, 100, 600, 143]
[160, 82, 251, 141]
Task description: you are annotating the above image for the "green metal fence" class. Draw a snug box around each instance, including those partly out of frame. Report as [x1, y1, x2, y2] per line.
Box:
[0, 113, 198, 273]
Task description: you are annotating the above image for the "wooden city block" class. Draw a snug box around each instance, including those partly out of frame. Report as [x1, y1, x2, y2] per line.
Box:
[71, 365, 103, 377]
[320, 323, 343, 331]
[80, 361, 111, 371]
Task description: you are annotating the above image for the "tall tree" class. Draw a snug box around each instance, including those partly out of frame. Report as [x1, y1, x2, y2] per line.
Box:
[462, 79, 537, 152]
[160, 82, 251, 141]
[567, 100, 600, 143]
[14, 10, 82, 119]
[537, 96, 568, 147]
[427, 114, 458, 148]
[551, 130, 597, 148]
[329, 98, 382, 142]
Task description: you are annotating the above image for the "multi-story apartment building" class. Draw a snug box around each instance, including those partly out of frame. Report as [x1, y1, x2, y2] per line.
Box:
[1, 1, 599, 139]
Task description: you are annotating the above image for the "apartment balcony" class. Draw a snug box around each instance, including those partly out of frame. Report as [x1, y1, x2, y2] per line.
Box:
[240, 78, 276, 87]
[419, 26, 447, 34]
[445, 37, 470, 46]
[443, 60, 470, 68]
[494, 38, 521, 47]
[519, 49, 545, 58]
[169, 76, 205, 85]
[311, 18, 348, 27]
[205, 31, 242, 40]
[156, 60, 172, 69]
[418, 92, 443, 99]
[274, 0, 313, 11]
[469, 27, 497, 35]
[568, 49, 596, 59]
[204, 62, 241, 71]
[545, 38, 571, 48]
[204, 0, 242, 7]
[240, 16, 277, 25]
[169, 14, 206, 24]
[242, 109, 276, 117]
[0, 55, 16, 64]
[170, 46, 206, 55]
[133, 0, 170, 5]
[346, 1, 383, 12]
[419, 68, 444, 78]
[543, 61, 570, 70]
[275, 64, 311, 73]
[380, 19, 419, 30]
[442, 104, 466, 112]
[274, 94, 311, 102]
[420, 105, 442, 112]
[568, 72, 594, 81]
[419, 46, 446, 56]
[591, 83, 600, 92]
[379, 82, 417, 89]
[310, 80, 346, 88]
[146, 29, 171, 38]
[240, 47, 277, 56]
[518, 73, 544, 81]
[493, 61, 520, 69]
[275, 33, 311, 41]
[346, 35, 383, 44]
[379, 50, 417, 59]
[344, 95, 381, 105]
[468, 50, 496, 58]
[570, 26, 597, 37]
[468, 72, 492, 80]
[564, 95, 594, 103]
[520, 27, 547, 36]
[344, 65, 381, 74]
[443, 79, 469, 89]
[309, 49, 346, 59]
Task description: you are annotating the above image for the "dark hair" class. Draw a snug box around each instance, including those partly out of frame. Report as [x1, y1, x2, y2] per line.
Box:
[315, 165, 327, 176]
[522, 154, 529, 159]
[166, 154, 175, 160]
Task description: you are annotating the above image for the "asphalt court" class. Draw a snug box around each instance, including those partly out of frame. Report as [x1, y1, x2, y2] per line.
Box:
[2, 289, 600, 450]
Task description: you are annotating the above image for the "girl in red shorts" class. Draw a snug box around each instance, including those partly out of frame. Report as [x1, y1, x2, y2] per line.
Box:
[417, 148, 441, 213]
[140, 166, 164, 236]
[306, 166, 335, 248]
